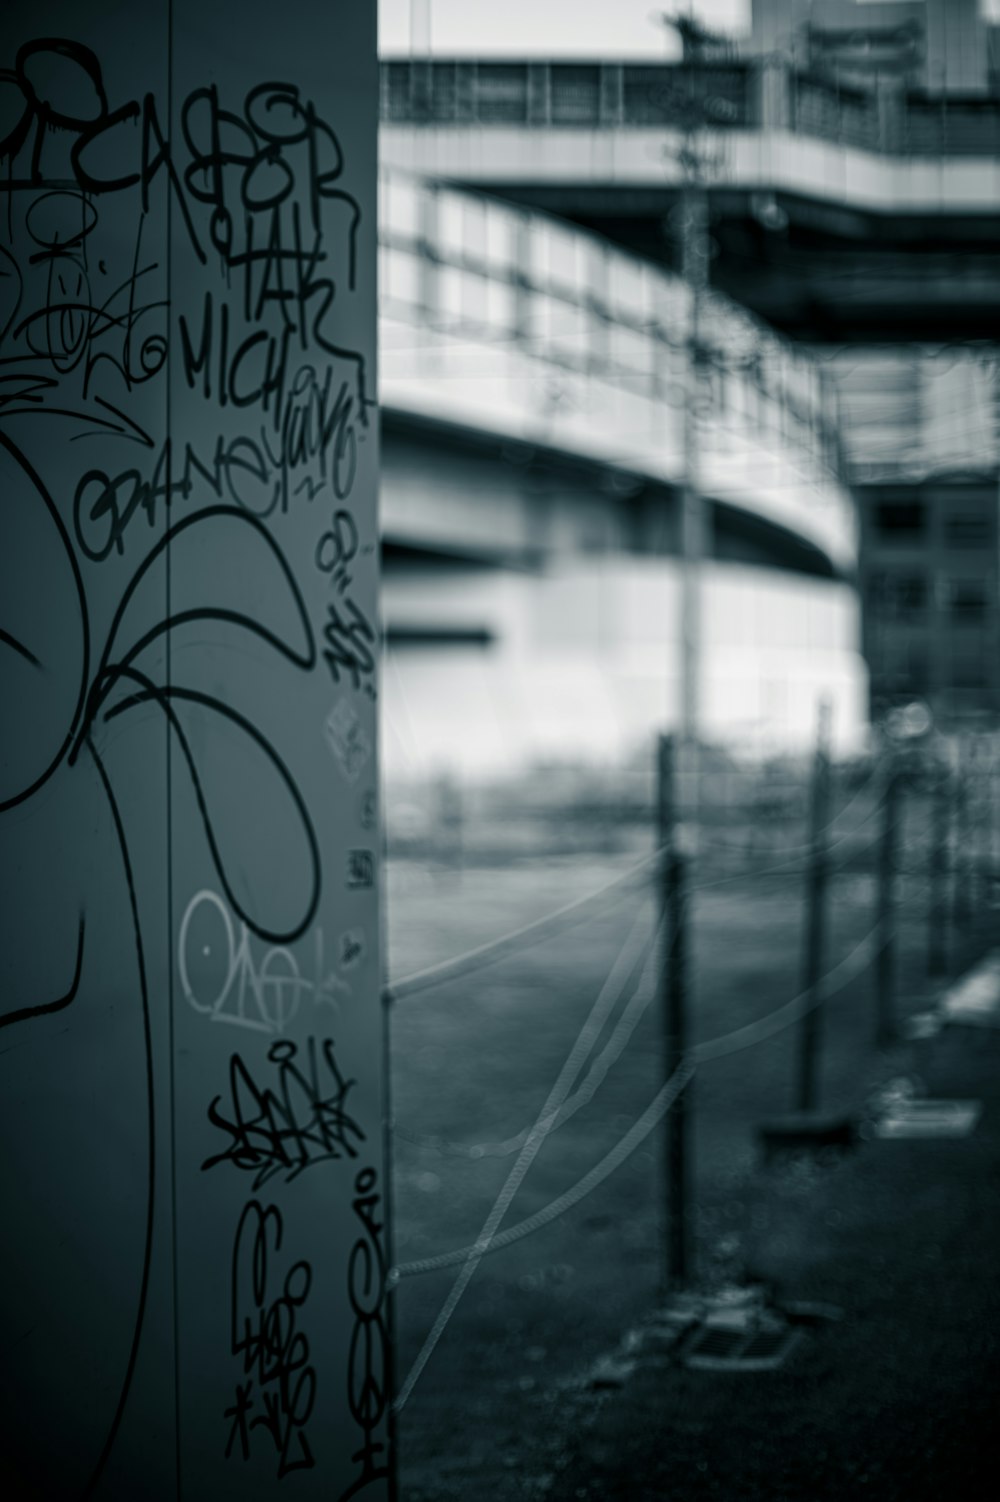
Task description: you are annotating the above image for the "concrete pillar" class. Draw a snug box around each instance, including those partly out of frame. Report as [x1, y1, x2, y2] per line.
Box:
[0, 4, 386, 1499]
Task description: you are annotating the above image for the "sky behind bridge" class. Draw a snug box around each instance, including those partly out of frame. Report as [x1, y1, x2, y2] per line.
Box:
[379, 0, 1000, 57]
[379, 0, 751, 58]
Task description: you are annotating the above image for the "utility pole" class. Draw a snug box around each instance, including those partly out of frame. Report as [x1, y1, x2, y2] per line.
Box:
[410, 0, 431, 53]
[676, 178, 709, 837]
[796, 697, 832, 1113]
[876, 749, 900, 1048]
[658, 734, 691, 1291]
[952, 732, 972, 929]
[648, 16, 732, 1294]
[928, 741, 949, 977]
[652, 12, 728, 838]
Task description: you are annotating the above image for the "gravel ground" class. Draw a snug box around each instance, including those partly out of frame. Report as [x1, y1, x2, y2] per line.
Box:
[554, 1018, 1000, 1502]
[385, 803, 999, 1501]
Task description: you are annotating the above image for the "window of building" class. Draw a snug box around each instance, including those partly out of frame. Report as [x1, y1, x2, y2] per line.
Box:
[894, 576, 927, 613]
[949, 580, 990, 620]
[873, 501, 926, 538]
[475, 65, 529, 124]
[866, 572, 927, 616]
[944, 514, 991, 547]
[550, 66, 601, 125]
[889, 641, 928, 693]
[950, 656, 987, 689]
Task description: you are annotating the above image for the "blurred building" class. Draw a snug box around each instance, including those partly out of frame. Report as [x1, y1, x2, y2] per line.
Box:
[832, 348, 1000, 722]
[378, 171, 864, 778]
[748, 0, 999, 94]
[380, 0, 1000, 737]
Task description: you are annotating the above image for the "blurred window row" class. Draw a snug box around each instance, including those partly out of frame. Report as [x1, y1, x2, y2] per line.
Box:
[874, 643, 992, 692]
[867, 573, 993, 619]
[380, 61, 1000, 156]
[379, 176, 823, 397]
[378, 173, 835, 473]
[380, 61, 749, 129]
[872, 501, 995, 546]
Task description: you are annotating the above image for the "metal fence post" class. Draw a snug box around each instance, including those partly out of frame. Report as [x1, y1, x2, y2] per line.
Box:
[659, 734, 692, 1291]
[928, 746, 949, 977]
[796, 698, 832, 1112]
[876, 751, 900, 1047]
[952, 734, 971, 931]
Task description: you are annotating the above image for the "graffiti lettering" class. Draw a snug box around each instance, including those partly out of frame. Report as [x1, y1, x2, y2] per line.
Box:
[203, 1037, 365, 1188]
[338, 1167, 390, 1502]
[180, 889, 349, 1035]
[227, 1200, 316, 1479]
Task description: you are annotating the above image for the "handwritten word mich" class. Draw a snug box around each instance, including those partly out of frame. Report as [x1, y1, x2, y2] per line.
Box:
[1, 41, 359, 278]
[178, 302, 359, 491]
[227, 1200, 316, 1479]
[179, 889, 349, 1036]
[203, 1037, 365, 1189]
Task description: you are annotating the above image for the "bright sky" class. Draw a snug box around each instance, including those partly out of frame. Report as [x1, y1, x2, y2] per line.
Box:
[379, 0, 1000, 56]
[379, 0, 752, 58]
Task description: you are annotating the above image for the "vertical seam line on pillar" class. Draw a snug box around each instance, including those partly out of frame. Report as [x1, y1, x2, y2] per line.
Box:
[165, 3, 181, 1499]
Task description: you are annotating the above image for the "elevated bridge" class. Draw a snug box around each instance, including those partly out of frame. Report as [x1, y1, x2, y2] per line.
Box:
[380, 58, 1000, 343]
[377, 169, 867, 774]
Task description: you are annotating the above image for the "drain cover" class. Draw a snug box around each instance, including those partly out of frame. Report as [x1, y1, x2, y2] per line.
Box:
[875, 1099, 982, 1139]
[682, 1322, 803, 1372]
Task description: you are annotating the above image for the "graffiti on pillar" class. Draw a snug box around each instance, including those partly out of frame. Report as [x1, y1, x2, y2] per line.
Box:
[179, 887, 352, 1033]
[201, 1038, 365, 1188]
[341, 1167, 392, 1502]
[2, 18, 381, 1500]
[226, 1199, 318, 1479]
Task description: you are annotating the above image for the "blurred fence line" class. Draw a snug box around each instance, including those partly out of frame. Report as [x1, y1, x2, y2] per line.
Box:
[385, 748, 880, 865]
[385, 727, 1000, 1416]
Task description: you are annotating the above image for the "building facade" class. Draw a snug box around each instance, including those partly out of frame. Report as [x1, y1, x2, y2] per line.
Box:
[380, 7, 1000, 733]
[378, 170, 866, 777]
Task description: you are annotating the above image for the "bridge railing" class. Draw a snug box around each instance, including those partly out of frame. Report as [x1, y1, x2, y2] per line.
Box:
[379, 168, 853, 563]
[380, 58, 1000, 156]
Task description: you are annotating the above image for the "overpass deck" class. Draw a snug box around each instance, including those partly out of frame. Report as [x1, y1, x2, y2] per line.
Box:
[379, 169, 857, 575]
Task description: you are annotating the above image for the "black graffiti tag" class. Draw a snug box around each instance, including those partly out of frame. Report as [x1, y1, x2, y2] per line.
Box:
[339, 1167, 390, 1502]
[226, 1200, 317, 1479]
[203, 1037, 365, 1189]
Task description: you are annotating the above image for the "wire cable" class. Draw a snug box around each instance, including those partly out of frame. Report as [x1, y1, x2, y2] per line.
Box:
[384, 847, 662, 1002]
[393, 921, 883, 1284]
[386, 830, 881, 1025]
[393, 1059, 695, 1283]
[395, 919, 663, 1160]
[392, 902, 652, 1412]
[693, 762, 884, 857]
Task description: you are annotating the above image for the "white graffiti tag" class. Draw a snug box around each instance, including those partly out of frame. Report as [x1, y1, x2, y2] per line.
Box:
[179, 889, 350, 1034]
